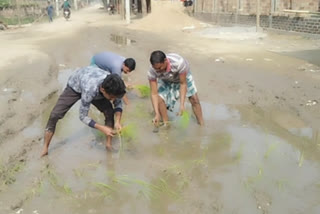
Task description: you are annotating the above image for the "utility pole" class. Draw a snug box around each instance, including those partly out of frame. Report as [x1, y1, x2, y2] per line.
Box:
[125, 0, 130, 24]
[74, 0, 78, 10]
[56, 0, 60, 16]
[16, 0, 21, 27]
[256, 0, 260, 32]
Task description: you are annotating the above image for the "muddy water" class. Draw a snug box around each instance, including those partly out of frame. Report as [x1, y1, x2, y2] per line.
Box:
[1, 67, 319, 214]
[279, 49, 320, 67]
[1, 24, 320, 214]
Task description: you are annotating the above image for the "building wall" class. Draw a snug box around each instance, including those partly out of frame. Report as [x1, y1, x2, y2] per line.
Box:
[194, 0, 320, 34]
[196, 0, 320, 14]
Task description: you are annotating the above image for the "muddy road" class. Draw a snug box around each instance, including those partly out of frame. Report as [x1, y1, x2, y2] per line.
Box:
[0, 2, 320, 214]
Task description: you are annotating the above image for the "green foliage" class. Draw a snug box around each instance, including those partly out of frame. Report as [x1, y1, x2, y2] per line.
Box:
[0, 16, 36, 25]
[134, 85, 150, 98]
[0, 0, 10, 9]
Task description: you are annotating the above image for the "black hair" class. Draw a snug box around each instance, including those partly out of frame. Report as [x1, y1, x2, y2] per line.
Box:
[124, 58, 136, 71]
[150, 50, 166, 65]
[101, 74, 126, 98]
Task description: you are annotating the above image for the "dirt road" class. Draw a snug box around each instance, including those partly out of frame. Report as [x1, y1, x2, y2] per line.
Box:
[0, 1, 320, 214]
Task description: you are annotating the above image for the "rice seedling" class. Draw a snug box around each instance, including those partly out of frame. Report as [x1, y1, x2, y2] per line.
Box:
[23, 177, 44, 201]
[264, 143, 278, 159]
[73, 168, 84, 178]
[134, 85, 151, 98]
[298, 151, 304, 167]
[45, 167, 74, 196]
[63, 184, 73, 195]
[106, 173, 180, 201]
[0, 161, 26, 186]
[92, 182, 115, 198]
[234, 144, 244, 161]
[276, 179, 287, 191]
[120, 124, 137, 140]
[178, 111, 190, 129]
[243, 166, 264, 189]
[86, 162, 101, 168]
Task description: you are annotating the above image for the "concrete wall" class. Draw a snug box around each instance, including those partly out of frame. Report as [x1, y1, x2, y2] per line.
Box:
[194, 0, 320, 34]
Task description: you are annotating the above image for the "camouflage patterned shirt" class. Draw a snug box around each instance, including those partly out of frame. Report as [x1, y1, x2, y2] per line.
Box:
[67, 66, 122, 127]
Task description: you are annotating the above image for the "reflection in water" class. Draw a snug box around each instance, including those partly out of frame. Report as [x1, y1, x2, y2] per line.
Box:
[289, 127, 314, 139]
[110, 34, 136, 46]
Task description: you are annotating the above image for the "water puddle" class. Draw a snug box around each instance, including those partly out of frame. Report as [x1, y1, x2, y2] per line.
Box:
[110, 34, 136, 46]
[279, 49, 320, 67]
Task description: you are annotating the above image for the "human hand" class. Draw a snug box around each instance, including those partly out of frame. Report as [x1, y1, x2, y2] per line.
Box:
[177, 105, 185, 116]
[101, 125, 115, 137]
[114, 122, 122, 134]
[152, 114, 161, 127]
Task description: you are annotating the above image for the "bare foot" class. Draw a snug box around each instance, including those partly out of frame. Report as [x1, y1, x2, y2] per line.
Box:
[41, 149, 48, 157]
[106, 143, 113, 152]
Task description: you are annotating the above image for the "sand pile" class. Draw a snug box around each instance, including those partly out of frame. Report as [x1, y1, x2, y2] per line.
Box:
[128, 0, 202, 32]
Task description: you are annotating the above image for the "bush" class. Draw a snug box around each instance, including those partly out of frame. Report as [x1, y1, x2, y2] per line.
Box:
[0, 0, 10, 9]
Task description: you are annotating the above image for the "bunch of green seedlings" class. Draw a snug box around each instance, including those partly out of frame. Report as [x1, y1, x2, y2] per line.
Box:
[92, 171, 180, 201]
[134, 85, 151, 98]
[0, 160, 25, 190]
[45, 166, 73, 196]
[178, 111, 190, 129]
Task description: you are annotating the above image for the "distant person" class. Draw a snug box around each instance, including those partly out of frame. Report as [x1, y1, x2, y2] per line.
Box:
[41, 67, 126, 157]
[91, 51, 136, 104]
[46, 1, 54, 22]
[148, 50, 204, 127]
[61, 0, 71, 15]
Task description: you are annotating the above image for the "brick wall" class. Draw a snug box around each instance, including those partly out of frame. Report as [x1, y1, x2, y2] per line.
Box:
[194, 0, 320, 34]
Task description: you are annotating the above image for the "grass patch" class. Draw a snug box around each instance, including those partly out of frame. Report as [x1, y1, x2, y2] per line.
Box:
[0, 16, 36, 25]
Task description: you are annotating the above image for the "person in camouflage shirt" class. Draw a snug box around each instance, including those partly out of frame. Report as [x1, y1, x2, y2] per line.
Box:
[41, 66, 126, 156]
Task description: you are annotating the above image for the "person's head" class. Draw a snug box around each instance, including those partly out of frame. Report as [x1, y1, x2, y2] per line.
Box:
[47, 0, 51, 4]
[150, 50, 167, 73]
[122, 58, 136, 74]
[100, 74, 126, 101]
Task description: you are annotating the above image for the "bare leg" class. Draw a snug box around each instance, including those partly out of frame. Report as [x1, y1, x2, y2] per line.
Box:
[41, 131, 54, 157]
[106, 135, 112, 151]
[189, 94, 204, 126]
[158, 95, 169, 124]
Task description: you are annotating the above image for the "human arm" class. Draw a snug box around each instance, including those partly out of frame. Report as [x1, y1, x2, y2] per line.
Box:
[122, 94, 129, 105]
[79, 95, 114, 136]
[178, 73, 187, 115]
[113, 98, 123, 132]
[149, 80, 160, 126]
